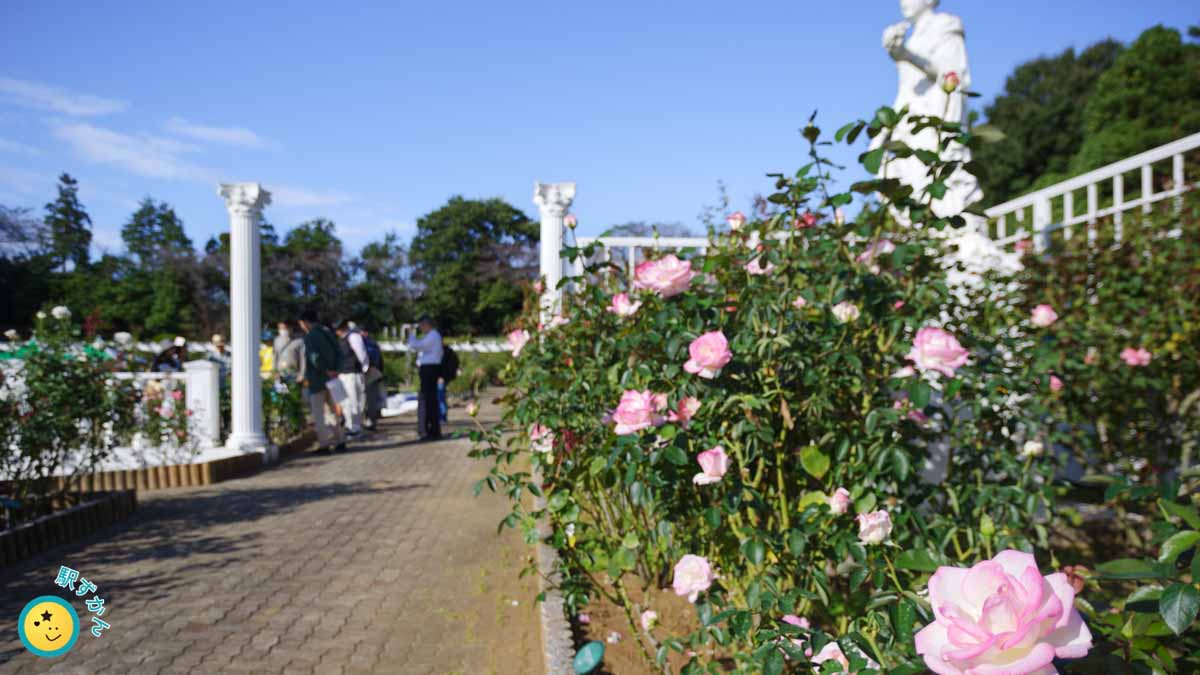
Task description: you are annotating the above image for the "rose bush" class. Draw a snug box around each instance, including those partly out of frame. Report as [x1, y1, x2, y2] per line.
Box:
[471, 108, 1197, 673]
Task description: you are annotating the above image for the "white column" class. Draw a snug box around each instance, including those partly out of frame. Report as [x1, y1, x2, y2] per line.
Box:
[533, 181, 575, 316]
[218, 183, 271, 456]
[183, 360, 220, 448]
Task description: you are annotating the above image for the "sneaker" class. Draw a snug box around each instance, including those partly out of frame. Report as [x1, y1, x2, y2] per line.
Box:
[333, 443, 348, 453]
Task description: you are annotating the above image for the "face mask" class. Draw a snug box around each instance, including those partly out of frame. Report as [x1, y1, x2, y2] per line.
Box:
[279, 329, 290, 339]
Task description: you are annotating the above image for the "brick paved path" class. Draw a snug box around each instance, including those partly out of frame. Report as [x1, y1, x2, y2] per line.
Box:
[0, 401, 541, 674]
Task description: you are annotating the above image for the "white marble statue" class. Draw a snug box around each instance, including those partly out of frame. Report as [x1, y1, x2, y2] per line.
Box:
[875, 0, 1020, 281]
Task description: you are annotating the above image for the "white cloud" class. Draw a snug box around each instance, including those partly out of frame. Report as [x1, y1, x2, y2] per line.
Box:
[165, 116, 266, 148]
[269, 185, 355, 208]
[51, 121, 211, 181]
[0, 165, 55, 195]
[0, 138, 40, 156]
[0, 77, 128, 116]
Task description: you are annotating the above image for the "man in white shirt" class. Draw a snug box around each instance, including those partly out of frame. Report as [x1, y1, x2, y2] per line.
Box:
[335, 320, 370, 436]
[407, 316, 444, 440]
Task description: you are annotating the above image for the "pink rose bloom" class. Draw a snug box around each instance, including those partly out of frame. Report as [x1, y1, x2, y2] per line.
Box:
[1015, 238, 1033, 253]
[1030, 304, 1058, 327]
[158, 406, 174, 419]
[563, 214, 578, 228]
[915, 550, 1093, 675]
[892, 365, 916, 379]
[692, 445, 729, 485]
[828, 487, 851, 515]
[667, 396, 701, 426]
[577, 613, 591, 625]
[607, 292, 642, 317]
[792, 296, 808, 309]
[1083, 349, 1099, 365]
[651, 392, 669, 412]
[633, 254, 696, 298]
[726, 211, 747, 231]
[941, 70, 961, 93]
[832, 301, 860, 323]
[684, 330, 732, 379]
[640, 609, 658, 631]
[533, 279, 545, 294]
[1049, 375, 1064, 392]
[855, 239, 895, 266]
[781, 614, 812, 655]
[612, 389, 664, 435]
[171, 389, 184, 401]
[811, 641, 878, 674]
[795, 211, 819, 228]
[856, 510, 892, 544]
[529, 423, 554, 453]
[1120, 347, 1151, 367]
[508, 329, 531, 357]
[894, 300, 906, 310]
[906, 326, 969, 377]
[745, 257, 775, 276]
[894, 397, 929, 424]
[541, 314, 569, 331]
[672, 554, 715, 603]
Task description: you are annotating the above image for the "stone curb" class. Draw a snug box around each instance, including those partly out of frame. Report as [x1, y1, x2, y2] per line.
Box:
[534, 472, 576, 674]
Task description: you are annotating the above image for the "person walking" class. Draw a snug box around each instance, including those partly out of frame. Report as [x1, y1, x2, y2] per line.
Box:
[334, 320, 369, 436]
[298, 310, 346, 454]
[406, 316, 443, 440]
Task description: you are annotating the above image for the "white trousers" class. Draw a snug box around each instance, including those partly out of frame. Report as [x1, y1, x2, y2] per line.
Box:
[337, 372, 365, 433]
[307, 390, 345, 449]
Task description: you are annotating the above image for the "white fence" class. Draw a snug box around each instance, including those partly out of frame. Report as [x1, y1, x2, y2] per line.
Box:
[983, 131, 1200, 250]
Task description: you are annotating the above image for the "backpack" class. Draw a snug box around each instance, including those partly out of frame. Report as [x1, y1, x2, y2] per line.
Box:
[440, 345, 459, 382]
[364, 336, 384, 370]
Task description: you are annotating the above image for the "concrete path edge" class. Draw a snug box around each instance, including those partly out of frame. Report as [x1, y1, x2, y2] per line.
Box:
[534, 468, 576, 674]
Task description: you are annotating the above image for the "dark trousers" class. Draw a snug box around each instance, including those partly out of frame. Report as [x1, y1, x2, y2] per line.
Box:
[417, 364, 442, 439]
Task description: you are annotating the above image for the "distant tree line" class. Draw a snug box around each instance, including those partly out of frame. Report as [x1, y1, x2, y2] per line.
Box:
[975, 24, 1200, 206]
[0, 176, 541, 339]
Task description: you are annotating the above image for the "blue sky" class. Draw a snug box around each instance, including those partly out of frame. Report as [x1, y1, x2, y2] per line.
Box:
[0, 1, 1194, 254]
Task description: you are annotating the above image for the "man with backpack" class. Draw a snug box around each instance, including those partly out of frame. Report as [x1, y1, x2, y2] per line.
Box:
[298, 310, 346, 454]
[406, 316, 444, 441]
[361, 328, 385, 432]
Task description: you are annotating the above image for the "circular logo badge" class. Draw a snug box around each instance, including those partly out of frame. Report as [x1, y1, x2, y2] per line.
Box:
[18, 595, 79, 658]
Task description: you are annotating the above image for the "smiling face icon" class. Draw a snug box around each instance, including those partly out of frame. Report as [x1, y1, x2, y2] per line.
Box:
[18, 596, 79, 658]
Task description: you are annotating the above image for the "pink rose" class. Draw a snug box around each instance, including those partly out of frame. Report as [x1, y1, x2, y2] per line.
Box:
[792, 296, 808, 309]
[1120, 347, 1151, 367]
[811, 641, 878, 674]
[1049, 375, 1064, 392]
[633, 254, 696, 298]
[684, 330, 732, 379]
[894, 397, 929, 424]
[915, 550, 1093, 675]
[607, 292, 642, 317]
[533, 279, 545, 294]
[1015, 238, 1033, 253]
[906, 326, 969, 377]
[745, 257, 775, 276]
[563, 214, 578, 228]
[795, 211, 819, 228]
[667, 397, 701, 426]
[672, 554, 715, 603]
[855, 239, 895, 268]
[171, 389, 184, 401]
[726, 211, 747, 231]
[1030, 304, 1058, 327]
[540, 314, 568, 331]
[781, 614, 812, 655]
[692, 446, 729, 485]
[941, 70, 961, 93]
[612, 389, 665, 435]
[640, 609, 658, 631]
[577, 613, 591, 625]
[508, 329, 531, 357]
[893, 300, 905, 310]
[828, 487, 851, 515]
[158, 406, 174, 419]
[529, 423, 554, 453]
[1083, 348, 1099, 365]
[832, 301, 860, 323]
[651, 392, 669, 412]
[856, 510, 892, 544]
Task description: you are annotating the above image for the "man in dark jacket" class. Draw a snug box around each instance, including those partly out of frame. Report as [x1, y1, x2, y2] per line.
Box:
[298, 310, 346, 454]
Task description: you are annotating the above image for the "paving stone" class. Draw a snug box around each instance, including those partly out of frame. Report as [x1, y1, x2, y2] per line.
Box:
[0, 404, 540, 674]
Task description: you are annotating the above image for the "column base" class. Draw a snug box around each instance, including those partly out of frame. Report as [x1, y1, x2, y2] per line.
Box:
[226, 433, 271, 457]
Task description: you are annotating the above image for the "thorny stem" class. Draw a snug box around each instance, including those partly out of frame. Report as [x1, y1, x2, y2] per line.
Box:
[614, 577, 664, 673]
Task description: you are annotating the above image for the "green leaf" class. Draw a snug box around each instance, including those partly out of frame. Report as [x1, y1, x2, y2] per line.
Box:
[896, 599, 917, 645]
[663, 445, 689, 466]
[1159, 583, 1199, 636]
[908, 381, 931, 408]
[892, 449, 911, 481]
[895, 549, 941, 572]
[973, 124, 1007, 143]
[1095, 558, 1168, 580]
[1159, 499, 1200, 530]
[860, 147, 886, 175]
[1158, 530, 1200, 564]
[742, 538, 766, 566]
[621, 531, 640, 550]
[927, 181, 947, 199]
[800, 445, 831, 480]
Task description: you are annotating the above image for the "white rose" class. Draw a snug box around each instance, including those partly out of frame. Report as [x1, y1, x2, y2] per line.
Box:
[1021, 440, 1044, 458]
[51, 305, 71, 320]
[832, 301, 860, 323]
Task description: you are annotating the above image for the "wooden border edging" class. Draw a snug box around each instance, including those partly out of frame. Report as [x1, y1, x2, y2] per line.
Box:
[0, 490, 137, 568]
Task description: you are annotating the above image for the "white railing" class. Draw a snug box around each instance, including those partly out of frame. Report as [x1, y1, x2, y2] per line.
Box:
[377, 340, 509, 354]
[984, 132, 1200, 250]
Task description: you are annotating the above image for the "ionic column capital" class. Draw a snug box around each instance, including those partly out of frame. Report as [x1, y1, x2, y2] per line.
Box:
[533, 181, 576, 218]
[218, 183, 272, 216]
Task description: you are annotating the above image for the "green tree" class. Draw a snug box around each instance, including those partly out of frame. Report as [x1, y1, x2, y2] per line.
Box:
[408, 196, 537, 335]
[1071, 25, 1200, 175]
[975, 40, 1123, 205]
[0, 205, 53, 330]
[121, 198, 193, 266]
[282, 218, 348, 322]
[42, 173, 92, 271]
[345, 232, 411, 330]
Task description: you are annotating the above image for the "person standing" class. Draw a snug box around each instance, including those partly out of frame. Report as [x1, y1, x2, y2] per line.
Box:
[406, 317, 443, 440]
[298, 310, 346, 454]
[360, 328, 385, 432]
[151, 336, 187, 372]
[274, 321, 305, 383]
[335, 320, 369, 436]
